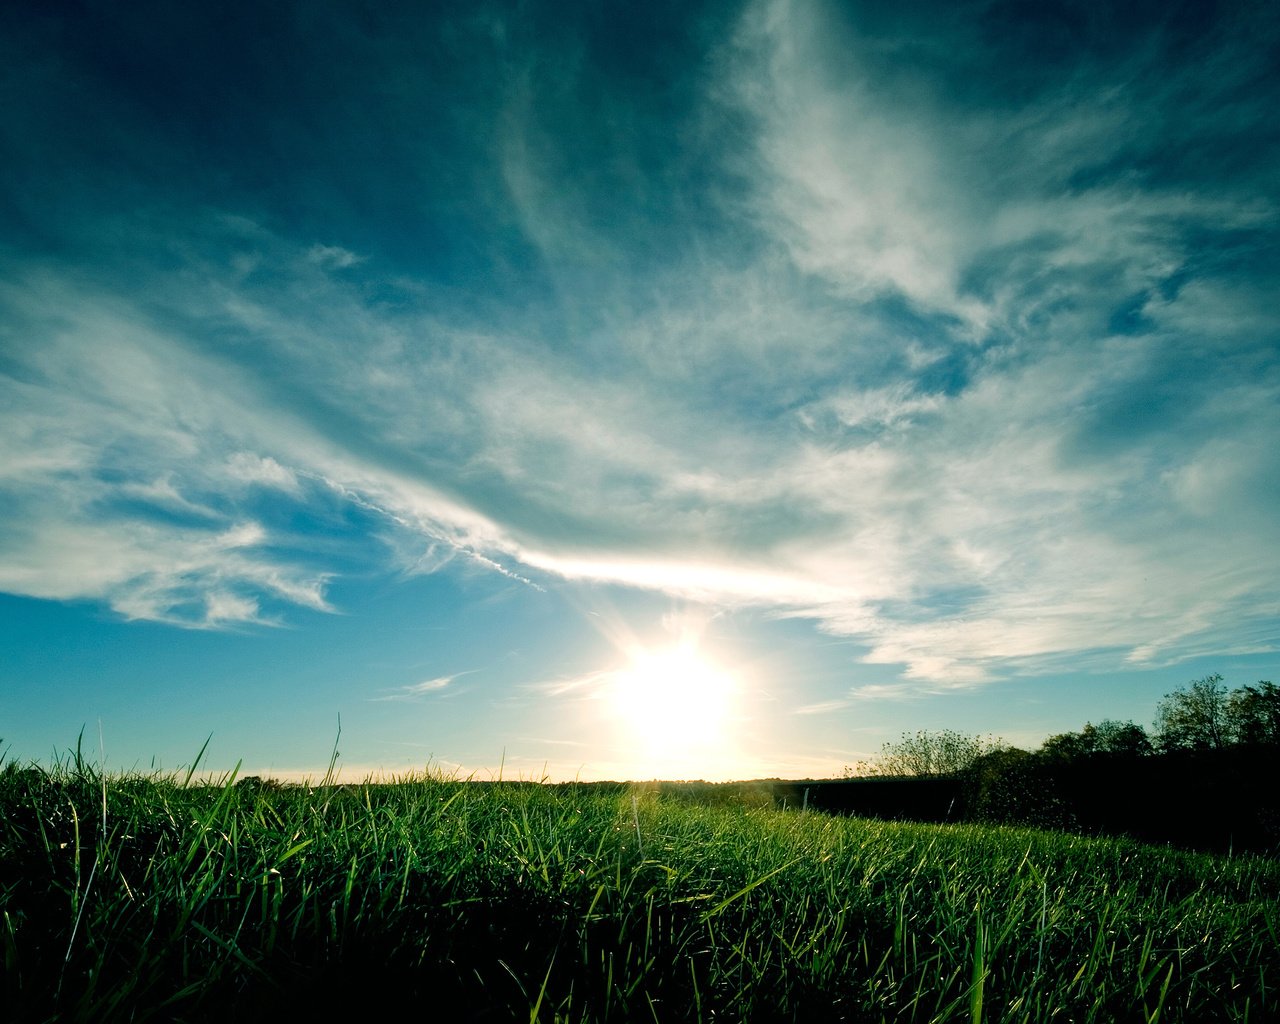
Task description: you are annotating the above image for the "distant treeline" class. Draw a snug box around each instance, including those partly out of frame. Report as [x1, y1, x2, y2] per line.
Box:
[788, 674, 1280, 854]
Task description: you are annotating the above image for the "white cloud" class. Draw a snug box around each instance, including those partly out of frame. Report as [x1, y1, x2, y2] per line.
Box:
[0, 272, 347, 626]
[225, 452, 301, 494]
[0, 512, 328, 628]
[4, 181, 1275, 681]
[370, 675, 465, 701]
[727, 0, 989, 326]
[1, 5, 1276, 694]
[305, 244, 366, 270]
[798, 385, 944, 432]
[203, 590, 261, 624]
[792, 699, 851, 716]
[726, 0, 1276, 349]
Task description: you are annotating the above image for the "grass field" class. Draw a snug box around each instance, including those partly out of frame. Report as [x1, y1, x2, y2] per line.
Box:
[2, 754, 1277, 1022]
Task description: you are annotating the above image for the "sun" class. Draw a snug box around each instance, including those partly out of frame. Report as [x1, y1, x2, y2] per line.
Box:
[609, 643, 738, 770]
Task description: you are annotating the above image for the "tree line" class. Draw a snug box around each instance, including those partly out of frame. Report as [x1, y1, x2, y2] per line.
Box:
[829, 674, 1280, 853]
[855, 673, 1279, 775]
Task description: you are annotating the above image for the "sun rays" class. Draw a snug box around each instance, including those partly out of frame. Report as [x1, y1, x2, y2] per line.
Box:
[607, 641, 741, 777]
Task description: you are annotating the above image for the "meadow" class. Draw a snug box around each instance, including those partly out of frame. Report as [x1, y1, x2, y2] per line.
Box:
[2, 754, 1277, 1022]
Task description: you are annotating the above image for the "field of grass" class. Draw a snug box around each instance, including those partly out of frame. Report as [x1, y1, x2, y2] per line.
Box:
[2, 754, 1278, 1022]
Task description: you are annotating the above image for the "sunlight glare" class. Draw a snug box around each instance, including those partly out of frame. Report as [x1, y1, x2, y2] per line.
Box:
[610, 643, 739, 775]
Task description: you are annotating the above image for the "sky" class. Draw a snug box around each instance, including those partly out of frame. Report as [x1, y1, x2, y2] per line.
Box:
[2, 0, 1278, 783]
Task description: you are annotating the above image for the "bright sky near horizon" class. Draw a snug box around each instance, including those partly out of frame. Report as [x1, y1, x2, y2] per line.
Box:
[2, 0, 1278, 782]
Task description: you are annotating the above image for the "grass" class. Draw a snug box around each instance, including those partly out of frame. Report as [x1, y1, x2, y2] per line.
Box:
[2, 752, 1278, 1022]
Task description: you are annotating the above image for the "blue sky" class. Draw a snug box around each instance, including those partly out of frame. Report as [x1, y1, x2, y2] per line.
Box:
[2, 0, 1278, 781]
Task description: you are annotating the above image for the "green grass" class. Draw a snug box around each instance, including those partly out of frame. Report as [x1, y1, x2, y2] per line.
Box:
[2, 756, 1277, 1022]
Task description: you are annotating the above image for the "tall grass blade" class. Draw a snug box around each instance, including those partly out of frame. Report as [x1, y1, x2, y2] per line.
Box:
[970, 905, 986, 1024]
[182, 733, 213, 788]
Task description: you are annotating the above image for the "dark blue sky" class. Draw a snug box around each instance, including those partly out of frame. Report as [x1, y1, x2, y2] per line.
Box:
[2, 0, 1277, 780]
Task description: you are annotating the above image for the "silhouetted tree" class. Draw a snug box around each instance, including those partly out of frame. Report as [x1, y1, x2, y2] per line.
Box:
[1039, 719, 1151, 762]
[857, 729, 1003, 777]
[1154, 674, 1231, 752]
[1039, 729, 1093, 762]
[1226, 681, 1280, 747]
[1086, 719, 1153, 756]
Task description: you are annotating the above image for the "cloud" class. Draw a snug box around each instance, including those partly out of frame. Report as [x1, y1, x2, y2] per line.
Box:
[0, 267, 358, 626]
[224, 452, 301, 495]
[726, 0, 1277, 345]
[728, 0, 983, 325]
[795, 680, 937, 712]
[4, 186, 1276, 669]
[371, 675, 465, 702]
[305, 244, 366, 271]
[0, 0, 1276, 685]
[792, 700, 851, 717]
[0, 513, 329, 628]
[797, 384, 944, 433]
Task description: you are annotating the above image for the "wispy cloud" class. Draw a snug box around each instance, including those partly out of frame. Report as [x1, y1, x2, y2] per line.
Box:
[371, 674, 468, 702]
[1, 0, 1276, 687]
[792, 700, 851, 717]
[224, 452, 302, 496]
[305, 244, 367, 271]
